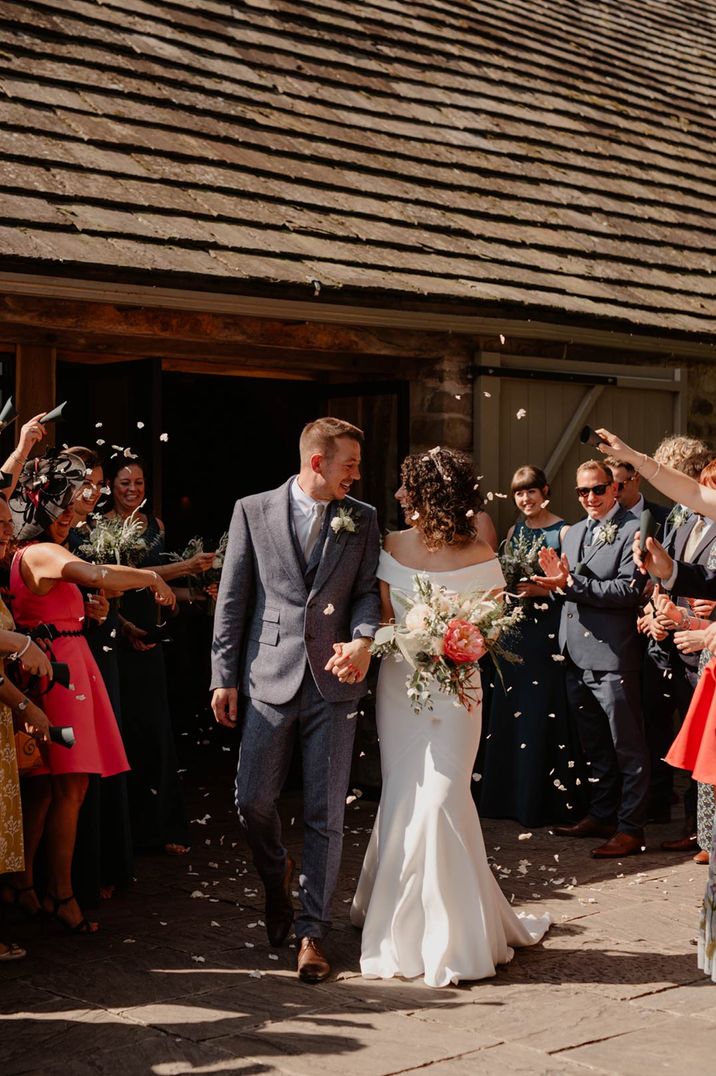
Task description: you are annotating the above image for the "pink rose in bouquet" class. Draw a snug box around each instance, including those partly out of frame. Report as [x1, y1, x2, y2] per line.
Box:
[443, 619, 486, 664]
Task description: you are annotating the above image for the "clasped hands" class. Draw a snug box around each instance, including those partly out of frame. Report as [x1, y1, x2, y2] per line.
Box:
[325, 638, 372, 685]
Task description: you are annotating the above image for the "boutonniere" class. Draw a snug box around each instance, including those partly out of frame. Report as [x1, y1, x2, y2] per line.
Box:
[331, 505, 360, 538]
[667, 505, 691, 530]
[596, 520, 618, 545]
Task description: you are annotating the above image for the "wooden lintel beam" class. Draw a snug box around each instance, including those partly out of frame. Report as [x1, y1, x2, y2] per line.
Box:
[0, 294, 442, 360]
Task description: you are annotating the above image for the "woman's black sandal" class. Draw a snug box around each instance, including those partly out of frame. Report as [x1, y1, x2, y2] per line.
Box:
[45, 894, 97, 934]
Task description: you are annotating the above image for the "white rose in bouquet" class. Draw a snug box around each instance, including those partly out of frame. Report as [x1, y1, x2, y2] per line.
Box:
[405, 602, 432, 632]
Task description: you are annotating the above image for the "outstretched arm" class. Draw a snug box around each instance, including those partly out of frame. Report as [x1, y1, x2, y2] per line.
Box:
[595, 428, 716, 517]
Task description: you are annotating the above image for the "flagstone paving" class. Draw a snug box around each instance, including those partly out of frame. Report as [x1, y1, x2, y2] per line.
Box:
[1, 758, 713, 1075]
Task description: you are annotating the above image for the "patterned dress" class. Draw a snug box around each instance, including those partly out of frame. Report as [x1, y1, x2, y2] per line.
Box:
[0, 597, 24, 874]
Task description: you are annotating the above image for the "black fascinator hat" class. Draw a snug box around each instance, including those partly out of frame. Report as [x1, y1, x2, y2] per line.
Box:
[9, 451, 88, 541]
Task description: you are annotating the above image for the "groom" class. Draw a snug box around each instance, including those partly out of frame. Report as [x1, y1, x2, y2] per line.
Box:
[211, 418, 381, 982]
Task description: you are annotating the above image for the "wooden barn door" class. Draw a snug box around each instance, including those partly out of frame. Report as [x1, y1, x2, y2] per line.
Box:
[475, 354, 685, 535]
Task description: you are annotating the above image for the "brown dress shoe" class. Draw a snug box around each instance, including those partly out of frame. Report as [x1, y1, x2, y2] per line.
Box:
[297, 937, 330, 983]
[660, 834, 698, 852]
[693, 850, 710, 865]
[265, 855, 295, 947]
[591, 832, 645, 859]
[552, 816, 616, 839]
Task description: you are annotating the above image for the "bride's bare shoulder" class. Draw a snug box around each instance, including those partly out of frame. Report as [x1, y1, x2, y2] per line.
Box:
[461, 535, 498, 566]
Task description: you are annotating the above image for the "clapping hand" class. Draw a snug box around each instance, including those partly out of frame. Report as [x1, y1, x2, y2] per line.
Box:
[652, 586, 682, 631]
[85, 590, 110, 624]
[530, 546, 569, 591]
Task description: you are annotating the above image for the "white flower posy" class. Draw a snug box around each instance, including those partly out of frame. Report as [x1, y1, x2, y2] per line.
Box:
[595, 520, 618, 545]
[331, 506, 359, 537]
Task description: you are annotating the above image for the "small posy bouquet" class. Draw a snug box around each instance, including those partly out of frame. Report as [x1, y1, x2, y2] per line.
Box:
[164, 532, 229, 602]
[371, 573, 523, 714]
[76, 508, 148, 566]
[499, 529, 545, 592]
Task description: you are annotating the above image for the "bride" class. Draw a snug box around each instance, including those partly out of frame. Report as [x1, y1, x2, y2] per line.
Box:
[351, 448, 551, 987]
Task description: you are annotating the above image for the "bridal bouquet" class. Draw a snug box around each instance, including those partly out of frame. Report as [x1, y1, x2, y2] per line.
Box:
[499, 529, 545, 593]
[76, 508, 149, 566]
[371, 573, 523, 713]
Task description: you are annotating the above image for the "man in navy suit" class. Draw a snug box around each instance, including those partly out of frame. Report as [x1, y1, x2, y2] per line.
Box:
[533, 460, 649, 858]
[640, 510, 716, 843]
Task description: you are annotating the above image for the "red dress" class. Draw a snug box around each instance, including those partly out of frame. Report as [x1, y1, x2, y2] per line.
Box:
[666, 656, 716, 785]
[10, 548, 129, 778]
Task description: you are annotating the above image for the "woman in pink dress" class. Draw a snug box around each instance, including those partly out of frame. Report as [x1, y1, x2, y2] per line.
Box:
[5, 452, 175, 933]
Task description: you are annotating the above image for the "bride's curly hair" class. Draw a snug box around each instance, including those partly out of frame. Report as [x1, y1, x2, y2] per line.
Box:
[401, 447, 485, 551]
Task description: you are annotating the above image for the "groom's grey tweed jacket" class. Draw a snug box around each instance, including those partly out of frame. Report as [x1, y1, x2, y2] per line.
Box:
[210, 477, 381, 705]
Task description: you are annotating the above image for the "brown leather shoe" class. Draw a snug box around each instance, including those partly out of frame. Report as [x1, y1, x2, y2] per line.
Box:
[693, 850, 710, 865]
[591, 831, 645, 858]
[552, 816, 616, 839]
[265, 855, 295, 947]
[660, 834, 698, 852]
[297, 937, 330, 983]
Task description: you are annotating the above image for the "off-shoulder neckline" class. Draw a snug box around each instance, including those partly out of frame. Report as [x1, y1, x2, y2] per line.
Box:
[380, 549, 501, 576]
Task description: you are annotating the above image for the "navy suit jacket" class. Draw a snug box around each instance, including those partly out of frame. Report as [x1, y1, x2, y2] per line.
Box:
[558, 507, 646, 672]
[649, 516, 716, 672]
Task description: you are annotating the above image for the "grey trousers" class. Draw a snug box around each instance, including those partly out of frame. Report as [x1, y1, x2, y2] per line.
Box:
[234, 670, 358, 938]
[565, 661, 650, 835]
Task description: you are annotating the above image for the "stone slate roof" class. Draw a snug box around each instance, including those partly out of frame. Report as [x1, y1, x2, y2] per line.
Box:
[0, 0, 715, 336]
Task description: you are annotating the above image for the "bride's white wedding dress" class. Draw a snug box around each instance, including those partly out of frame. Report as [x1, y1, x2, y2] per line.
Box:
[350, 551, 551, 988]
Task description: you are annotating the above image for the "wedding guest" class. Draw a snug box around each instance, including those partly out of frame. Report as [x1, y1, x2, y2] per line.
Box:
[640, 456, 716, 845]
[66, 447, 133, 903]
[4, 452, 175, 932]
[532, 460, 648, 857]
[606, 456, 669, 527]
[480, 465, 585, 827]
[105, 457, 212, 856]
[0, 494, 53, 958]
[656, 586, 716, 864]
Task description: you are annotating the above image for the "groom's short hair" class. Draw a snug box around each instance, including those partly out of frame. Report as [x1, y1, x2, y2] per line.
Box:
[300, 417, 364, 462]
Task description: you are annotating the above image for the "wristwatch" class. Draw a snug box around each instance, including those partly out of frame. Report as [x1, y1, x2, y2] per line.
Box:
[16, 697, 30, 713]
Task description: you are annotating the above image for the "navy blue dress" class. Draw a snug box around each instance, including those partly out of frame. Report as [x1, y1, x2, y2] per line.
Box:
[479, 520, 587, 827]
[116, 516, 189, 850]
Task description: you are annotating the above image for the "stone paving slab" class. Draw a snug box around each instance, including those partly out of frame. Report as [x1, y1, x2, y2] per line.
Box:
[1, 762, 714, 1074]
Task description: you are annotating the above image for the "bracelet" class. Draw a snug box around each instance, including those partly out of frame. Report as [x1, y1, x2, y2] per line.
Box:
[637, 454, 661, 482]
[9, 635, 32, 661]
[14, 697, 30, 713]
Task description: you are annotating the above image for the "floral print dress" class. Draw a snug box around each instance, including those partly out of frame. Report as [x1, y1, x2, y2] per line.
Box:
[0, 597, 23, 874]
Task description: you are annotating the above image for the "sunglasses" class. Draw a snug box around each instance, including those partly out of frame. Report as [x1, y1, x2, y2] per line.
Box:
[576, 483, 610, 497]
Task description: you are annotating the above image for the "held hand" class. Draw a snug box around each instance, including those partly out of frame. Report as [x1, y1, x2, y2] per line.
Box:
[149, 573, 177, 609]
[652, 588, 681, 631]
[15, 413, 48, 460]
[211, 687, 238, 727]
[85, 591, 110, 623]
[19, 639, 53, 679]
[691, 599, 716, 619]
[593, 428, 639, 466]
[325, 639, 371, 684]
[531, 547, 569, 591]
[122, 620, 156, 652]
[516, 582, 550, 598]
[674, 629, 707, 654]
[21, 701, 50, 742]
[633, 533, 673, 579]
[185, 552, 216, 575]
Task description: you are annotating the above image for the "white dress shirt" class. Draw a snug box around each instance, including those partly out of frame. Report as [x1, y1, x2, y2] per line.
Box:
[626, 493, 645, 519]
[290, 478, 327, 558]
